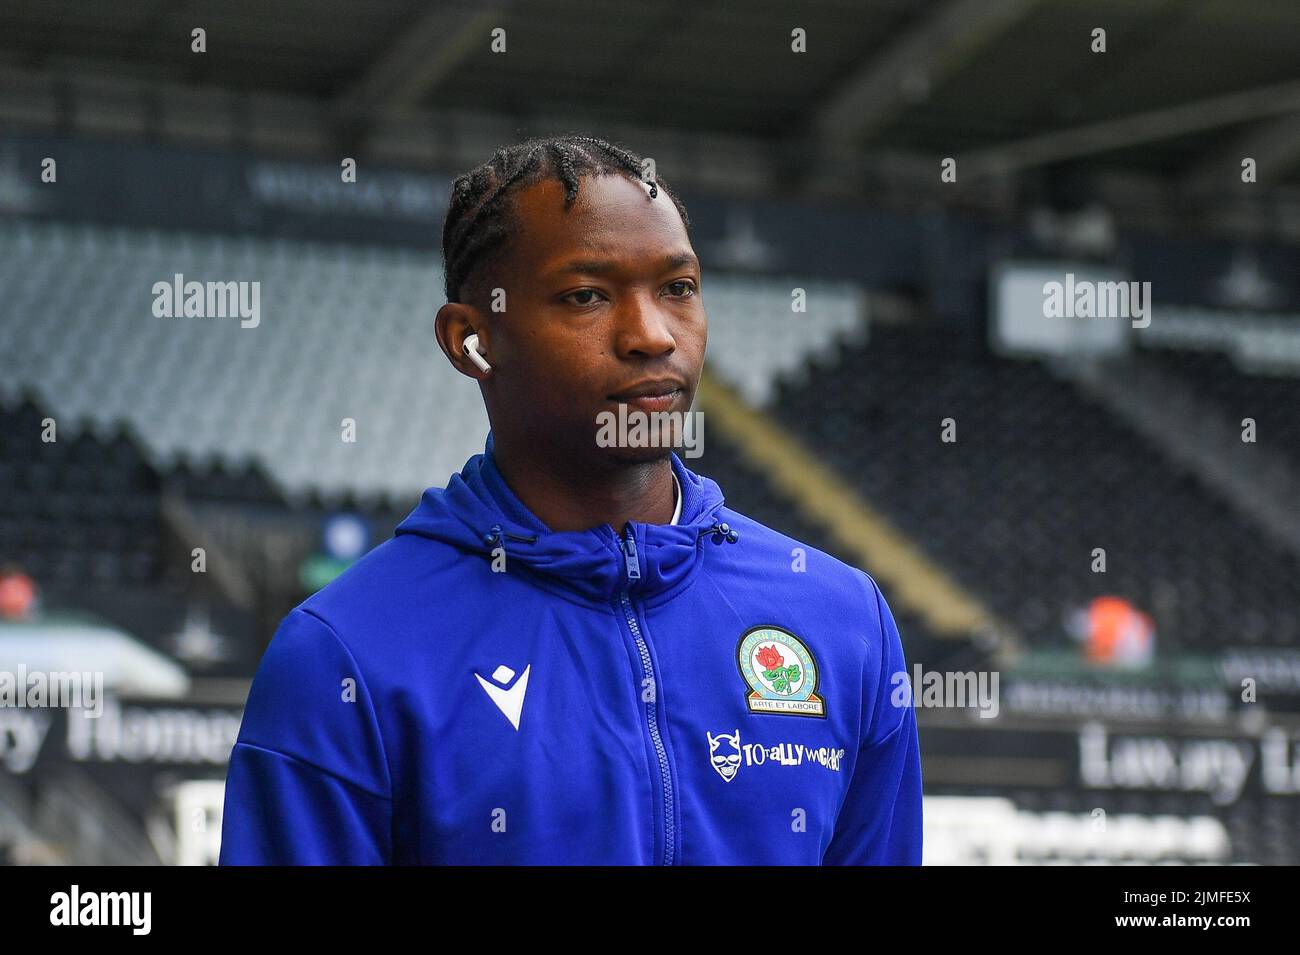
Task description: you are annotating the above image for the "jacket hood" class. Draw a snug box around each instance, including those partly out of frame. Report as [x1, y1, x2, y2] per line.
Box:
[394, 431, 737, 602]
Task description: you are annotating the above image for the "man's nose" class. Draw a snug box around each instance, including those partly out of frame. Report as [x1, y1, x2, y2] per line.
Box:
[614, 290, 676, 358]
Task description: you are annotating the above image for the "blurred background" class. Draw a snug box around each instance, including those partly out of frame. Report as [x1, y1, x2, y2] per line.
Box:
[1, 0, 1299, 864]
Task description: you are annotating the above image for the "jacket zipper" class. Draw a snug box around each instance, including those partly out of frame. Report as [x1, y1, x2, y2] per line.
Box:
[619, 527, 676, 866]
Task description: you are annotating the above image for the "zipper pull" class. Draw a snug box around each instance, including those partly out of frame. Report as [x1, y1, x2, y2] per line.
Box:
[623, 531, 642, 581]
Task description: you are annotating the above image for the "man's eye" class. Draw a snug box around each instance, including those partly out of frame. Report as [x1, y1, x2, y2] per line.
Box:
[665, 281, 697, 297]
[565, 289, 604, 306]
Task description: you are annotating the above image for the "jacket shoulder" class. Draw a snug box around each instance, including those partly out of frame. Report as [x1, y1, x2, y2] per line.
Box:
[299, 531, 480, 627]
[717, 506, 882, 594]
[238, 605, 392, 798]
[713, 506, 897, 655]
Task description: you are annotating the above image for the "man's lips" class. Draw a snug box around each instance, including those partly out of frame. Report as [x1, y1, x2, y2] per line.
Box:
[608, 378, 687, 400]
[609, 390, 683, 412]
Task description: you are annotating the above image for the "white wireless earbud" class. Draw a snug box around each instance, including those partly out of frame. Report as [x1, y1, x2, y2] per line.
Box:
[463, 333, 492, 373]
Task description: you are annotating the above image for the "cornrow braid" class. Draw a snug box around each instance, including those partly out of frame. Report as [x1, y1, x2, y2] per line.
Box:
[441, 134, 690, 304]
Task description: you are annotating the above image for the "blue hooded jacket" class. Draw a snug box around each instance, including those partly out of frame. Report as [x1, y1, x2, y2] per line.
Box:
[219, 433, 922, 865]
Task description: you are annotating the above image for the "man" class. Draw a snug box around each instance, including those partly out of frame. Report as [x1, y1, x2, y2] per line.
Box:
[219, 135, 922, 865]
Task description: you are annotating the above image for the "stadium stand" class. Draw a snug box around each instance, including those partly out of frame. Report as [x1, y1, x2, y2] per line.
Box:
[2, 222, 1296, 869]
[0, 397, 162, 590]
[1141, 343, 1300, 476]
[0, 220, 484, 506]
[1139, 306, 1300, 372]
[700, 273, 868, 406]
[772, 324, 1300, 653]
[0, 220, 868, 507]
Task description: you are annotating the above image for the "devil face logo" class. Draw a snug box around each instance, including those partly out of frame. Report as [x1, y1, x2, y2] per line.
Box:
[707, 729, 742, 782]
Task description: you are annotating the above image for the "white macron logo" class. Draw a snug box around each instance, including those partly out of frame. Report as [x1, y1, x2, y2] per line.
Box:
[475, 664, 531, 731]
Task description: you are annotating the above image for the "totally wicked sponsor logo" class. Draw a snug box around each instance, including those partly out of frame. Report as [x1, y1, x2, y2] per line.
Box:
[707, 728, 845, 782]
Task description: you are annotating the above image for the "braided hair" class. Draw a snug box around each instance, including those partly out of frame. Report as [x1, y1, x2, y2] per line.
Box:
[441, 135, 691, 305]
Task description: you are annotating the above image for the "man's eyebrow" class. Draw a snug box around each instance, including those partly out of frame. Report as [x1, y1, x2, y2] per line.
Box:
[547, 251, 700, 276]
[659, 251, 700, 271]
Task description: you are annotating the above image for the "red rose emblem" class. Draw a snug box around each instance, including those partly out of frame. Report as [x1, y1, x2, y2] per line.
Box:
[755, 645, 784, 671]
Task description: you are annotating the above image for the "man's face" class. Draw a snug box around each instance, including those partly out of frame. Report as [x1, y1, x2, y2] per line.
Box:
[481, 173, 705, 468]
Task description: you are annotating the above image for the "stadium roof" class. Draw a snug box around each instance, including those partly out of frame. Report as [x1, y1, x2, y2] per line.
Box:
[1, 0, 1298, 234]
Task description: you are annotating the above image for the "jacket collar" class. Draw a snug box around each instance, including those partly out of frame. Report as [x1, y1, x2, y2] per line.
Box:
[395, 431, 736, 603]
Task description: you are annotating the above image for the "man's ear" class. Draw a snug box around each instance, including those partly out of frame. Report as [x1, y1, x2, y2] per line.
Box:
[436, 301, 491, 380]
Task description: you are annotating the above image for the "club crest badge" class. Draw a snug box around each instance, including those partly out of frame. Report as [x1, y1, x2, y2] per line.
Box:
[736, 625, 825, 718]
